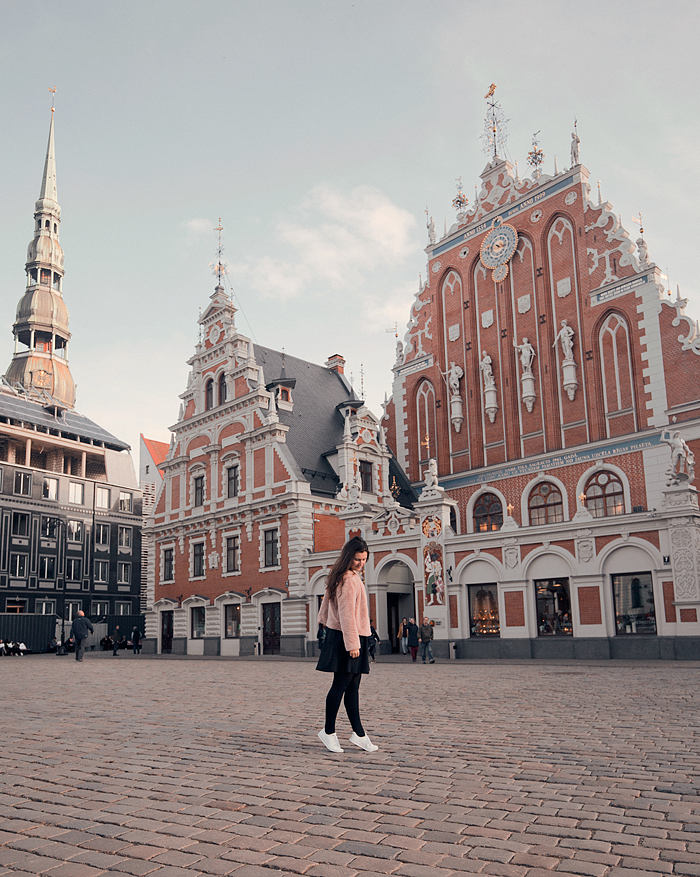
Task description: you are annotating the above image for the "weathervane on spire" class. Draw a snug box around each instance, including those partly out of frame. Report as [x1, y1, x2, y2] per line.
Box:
[452, 178, 469, 222]
[480, 83, 508, 161]
[210, 218, 229, 289]
[527, 131, 545, 179]
[48, 86, 57, 113]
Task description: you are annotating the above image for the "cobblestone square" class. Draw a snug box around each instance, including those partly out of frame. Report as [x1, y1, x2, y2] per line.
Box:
[2, 653, 699, 877]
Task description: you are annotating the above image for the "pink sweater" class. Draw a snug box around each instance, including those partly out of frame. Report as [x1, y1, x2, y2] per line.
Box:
[317, 570, 371, 652]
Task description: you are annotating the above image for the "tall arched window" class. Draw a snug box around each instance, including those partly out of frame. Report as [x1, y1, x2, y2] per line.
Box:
[584, 470, 624, 517]
[528, 482, 564, 525]
[599, 313, 636, 436]
[218, 372, 227, 406]
[205, 379, 214, 411]
[474, 493, 502, 532]
[416, 380, 437, 464]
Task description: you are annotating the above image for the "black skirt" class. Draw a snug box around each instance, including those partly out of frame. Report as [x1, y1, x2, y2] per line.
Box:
[316, 627, 370, 674]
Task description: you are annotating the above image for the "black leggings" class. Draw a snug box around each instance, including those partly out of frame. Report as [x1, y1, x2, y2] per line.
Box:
[324, 671, 365, 736]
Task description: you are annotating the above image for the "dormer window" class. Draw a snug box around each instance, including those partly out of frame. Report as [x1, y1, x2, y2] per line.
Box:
[279, 388, 290, 402]
[359, 460, 373, 493]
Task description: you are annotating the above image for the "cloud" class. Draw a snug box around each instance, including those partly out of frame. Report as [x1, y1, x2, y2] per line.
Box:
[231, 184, 417, 301]
[183, 217, 216, 235]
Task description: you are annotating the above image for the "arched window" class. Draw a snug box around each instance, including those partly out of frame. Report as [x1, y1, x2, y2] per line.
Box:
[474, 493, 502, 532]
[599, 313, 636, 436]
[218, 372, 227, 406]
[584, 470, 624, 517]
[205, 379, 214, 411]
[416, 380, 437, 464]
[528, 482, 564, 525]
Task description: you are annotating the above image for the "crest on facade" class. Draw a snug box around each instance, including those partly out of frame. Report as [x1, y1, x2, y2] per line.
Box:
[517, 294, 531, 314]
[557, 277, 572, 298]
[504, 546, 519, 569]
[577, 539, 594, 564]
[482, 309, 494, 329]
[422, 515, 442, 539]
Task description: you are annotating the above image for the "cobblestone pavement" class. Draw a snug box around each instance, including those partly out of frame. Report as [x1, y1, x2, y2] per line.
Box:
[2, 653, 700, 877]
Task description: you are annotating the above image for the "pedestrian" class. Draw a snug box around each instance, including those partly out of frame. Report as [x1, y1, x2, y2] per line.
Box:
[419, 616, 435, 663]
[406, 616, 419, 661]
[397, 617, 409, 654]
[317, 622, 326, 651]
[369, 619, 380, 663]
[112, 625, 120, 656]
[132, 627, 142, 654]
[69, 610, 94, 663]
[316, 535, 378, 753]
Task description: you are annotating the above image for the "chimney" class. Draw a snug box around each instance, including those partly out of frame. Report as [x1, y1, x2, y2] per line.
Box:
[325, 354, 345, 374]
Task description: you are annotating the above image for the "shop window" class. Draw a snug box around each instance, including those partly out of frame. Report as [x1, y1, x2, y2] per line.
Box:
[12, 512, 29, 537]
[9, 554, 28, 578]
[584, 471, 624, 517]
[360, 460, 373, 493]
[219, 372, 227, 405]
[205, 379, 214, 411]
[194, 476, 204, 507]
[69, 481, 84, 505]
[193, 542, 205, 577]
[14, 471, 31, 496]
[225, 603, 240, 638]
[612, 572, 656, 635]
[468, 584, 500, 637]
[264, 529, 278, 568]
[39, 556, 56, 579]
[163, 548, 174, 581]
[43, 476, 58, 501]
[226, 536, 239, 572]
[535, 578, 573, 636]
[191, 605, 205, 638]
[66, 558, 82, 581]
[529, 482, 564, 525]
[473, 493, 502, 532]
[227, 465, 239, 498]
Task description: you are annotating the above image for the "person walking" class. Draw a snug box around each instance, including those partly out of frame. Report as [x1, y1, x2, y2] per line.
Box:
[397, 617, 409, 655]
[369, 619, 380, 663]
[406, 617, 419, 662]
[316, 535, 378, 754]
[69, 610, 94, 663]
[419, 616, 435, 663]
[112, 625, 121, 656]
[132, 627, 142, 655]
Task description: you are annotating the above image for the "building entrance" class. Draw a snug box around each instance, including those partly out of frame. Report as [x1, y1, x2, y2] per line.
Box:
[263, 602, 281, 654]
[161, 610, 173, 654]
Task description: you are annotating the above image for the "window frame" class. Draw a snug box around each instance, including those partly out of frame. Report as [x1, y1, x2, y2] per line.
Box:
[38, 555, 56, 580]
[191, 605, 206, 638]
[264, 528, 279, 568]
[12, 512, 30, 537]
[473, 493, 503, 532]
[193, 475, 204, 507]
[95, 486, 111, 509]
[584, 470, 625, 518]
[118, 526, 132, 548]
[95, 523, 110, 546]
[226, 535, 239, 573]
[117, 562, 131, 585]
[66, 557, 82, 581]
[9, 553, 28, 578]
[224, 603, 241, 639]
[162, 547, 174, 582]
[94, 560, 109, 583]
[14, 470, 32, 496]
[69, 481, 85, 505]
[192, 542, 205, 578]
[118, 491, 132, 512]
[67, 520, 83, 542]
[528, 482, 564, 526]
[611, 572, 657, 635]
[359, 460, 373, 493]
[227, 464, 239, 499]
[42, 476, 58, 501]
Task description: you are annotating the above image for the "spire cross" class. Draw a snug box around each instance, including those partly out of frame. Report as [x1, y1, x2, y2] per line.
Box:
[48, 86, 56, 112]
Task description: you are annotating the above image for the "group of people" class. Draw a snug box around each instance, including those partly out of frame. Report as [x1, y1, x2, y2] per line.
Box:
[0, 639, 27, 656]
[67, 612, 143, 662]
[397, 616, 435, 663]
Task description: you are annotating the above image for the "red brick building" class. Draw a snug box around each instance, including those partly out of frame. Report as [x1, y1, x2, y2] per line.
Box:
[374, 130, 700, 658]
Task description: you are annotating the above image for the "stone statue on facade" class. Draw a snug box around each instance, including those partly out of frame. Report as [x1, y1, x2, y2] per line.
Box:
[480, 351, 495, 389]
[513, 337, 536, 375]
[661, 428, 696, 485]
[553, 319, 575, 361]
[571, 128, 580, 166]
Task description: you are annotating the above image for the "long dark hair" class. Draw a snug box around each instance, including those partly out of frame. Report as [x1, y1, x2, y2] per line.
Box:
[326, 536, 368, 604]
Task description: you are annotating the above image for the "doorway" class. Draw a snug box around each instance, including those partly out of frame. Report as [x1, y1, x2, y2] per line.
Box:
[161, 610, 173, 654]
[387, 594, 401, 652]
[263, 602, 281, 654]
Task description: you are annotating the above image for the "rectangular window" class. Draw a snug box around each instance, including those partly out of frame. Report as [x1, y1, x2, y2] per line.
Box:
[69, 481, 84, 505]
[94, 560, 109, 583]
[95, 486, 110, 509]
[36, 600, 55, 615]
[5, 599, 27, 613]
[117, 562, 131, 584]
[360, 460, 373, 493]
[612, 572, 657, 635]
[42, 476, 58, 501]
[66, 558, 82, 581]
[264, 528, 278, 568]
[227, 465, 239, 498]
[163, 548, 174, 581]
[115, 601, 131, 616]
[14, 471, 31, 496]
[12, 512, 29, 537]
[191, 605, 205, 639]
[468, 584, 500, 637]
[67, 520, 83, 542]
[95, 523, 110, 546]
[65, 601, 81, 621]
[535, 578, 573, 636]
[118, 526, 132, 548]
[225, 603, 241, 638]
[118, 491, 132, 512]
[193, 542, 205, 577]
[39, 556, 56, 579]
[10, 553, 28, 578]
[194, 476, 204, 507]
[226, 536, 239, 572]
[41, 516, 58, 539]
[90, 600, 108, 616]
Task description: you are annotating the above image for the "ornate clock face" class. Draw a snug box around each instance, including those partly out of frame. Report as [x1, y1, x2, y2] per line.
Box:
[493, 264, 509, 283]
[480, 221, 518, 269]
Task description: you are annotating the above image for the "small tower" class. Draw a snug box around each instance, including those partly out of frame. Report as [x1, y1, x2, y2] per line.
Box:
[5, 107, 76, 407]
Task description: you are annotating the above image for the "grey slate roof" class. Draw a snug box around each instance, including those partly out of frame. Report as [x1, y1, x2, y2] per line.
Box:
[253, 345, 354, 497]
[0, 389, 130, 451]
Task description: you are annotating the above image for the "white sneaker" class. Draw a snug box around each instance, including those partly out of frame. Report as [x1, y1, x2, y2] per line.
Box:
[318, 730, 344, 753]
[349, 732, 379, 752]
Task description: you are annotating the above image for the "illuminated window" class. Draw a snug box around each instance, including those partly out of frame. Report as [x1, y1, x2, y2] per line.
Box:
[584, 471, 624, 518]
[528, 482, 564, 525]
[473, 493, 502, 532]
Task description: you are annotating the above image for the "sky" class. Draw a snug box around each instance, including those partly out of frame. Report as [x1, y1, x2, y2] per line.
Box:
[0, 1, 698, 467]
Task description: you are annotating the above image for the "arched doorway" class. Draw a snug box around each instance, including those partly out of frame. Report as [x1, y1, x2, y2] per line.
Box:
[376, 560, 415, 652]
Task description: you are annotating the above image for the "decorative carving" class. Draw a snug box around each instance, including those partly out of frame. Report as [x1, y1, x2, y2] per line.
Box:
[577, 539, 594, 563]
[448, 324, 460, 342]
[423, 541, 445, 605]
[517, 294, 531, 314]
[513, 337, 536, 375]
[480, 351, 498, 423]
[557, 276, 572, 298]
[661, 428, 695, 485]
[482, 309, 494, 329]
[530, 209, 542, 223]
[565, 191, 577, 206]
[431, 260, 442, 274]
[208, 551, 219, 570]
[504, 546, 519, 569]
[553, 319, 578, 401]
[459, 246, 470, 259]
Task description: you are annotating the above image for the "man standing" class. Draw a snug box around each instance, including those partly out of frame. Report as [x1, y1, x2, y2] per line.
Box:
[419, 617, 435, 664]
[406, 617, 420, 662]
[112, 625, 121, 656]
[69, 610, 94, 663]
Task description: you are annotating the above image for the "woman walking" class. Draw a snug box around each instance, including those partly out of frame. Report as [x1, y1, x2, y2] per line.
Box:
[317, 535, 378, 753]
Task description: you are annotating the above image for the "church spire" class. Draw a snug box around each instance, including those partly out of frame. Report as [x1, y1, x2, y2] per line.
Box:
[4, 106, 75, 408]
